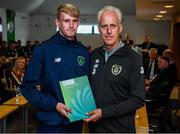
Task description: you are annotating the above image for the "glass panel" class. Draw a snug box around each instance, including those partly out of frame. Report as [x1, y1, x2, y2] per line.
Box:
[94, 25, 100, 34]
[77, 25, 92, 34]
[0, 25, 2, 32]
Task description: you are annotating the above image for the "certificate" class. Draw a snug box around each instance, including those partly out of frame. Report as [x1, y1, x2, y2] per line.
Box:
[59, 75, 96, 122]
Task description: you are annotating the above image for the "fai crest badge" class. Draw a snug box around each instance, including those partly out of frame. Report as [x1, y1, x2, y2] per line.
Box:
[111, 64, 122, 75]
[140, 67, 144, 74]
[77, 56, 85, 66]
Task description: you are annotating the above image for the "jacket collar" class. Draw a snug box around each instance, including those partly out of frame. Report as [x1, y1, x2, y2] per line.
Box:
[98, 43, 129, 57]
[50, 32, 80, 46]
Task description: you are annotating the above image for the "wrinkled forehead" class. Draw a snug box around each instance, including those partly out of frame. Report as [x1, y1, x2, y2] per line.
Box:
[99, 11, 120, 25]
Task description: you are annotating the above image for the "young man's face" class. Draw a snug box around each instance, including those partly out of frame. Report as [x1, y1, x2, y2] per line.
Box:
[98, 11, 122, 50]
[56, 12, 79, 40]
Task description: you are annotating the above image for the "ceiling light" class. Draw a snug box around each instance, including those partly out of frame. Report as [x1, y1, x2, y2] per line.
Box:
[164, 5, 174, 8]
[156, 15, 163, 18]
[154, 18, 160, 21]
[152, 0, 176, 2]
[160, 11, 167, 14]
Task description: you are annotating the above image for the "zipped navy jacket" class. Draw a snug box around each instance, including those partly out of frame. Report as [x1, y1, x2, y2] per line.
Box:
[20, 32, 89, 126]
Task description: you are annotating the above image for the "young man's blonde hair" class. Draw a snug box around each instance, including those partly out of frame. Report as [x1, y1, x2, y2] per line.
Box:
[57, 3, 80, 19]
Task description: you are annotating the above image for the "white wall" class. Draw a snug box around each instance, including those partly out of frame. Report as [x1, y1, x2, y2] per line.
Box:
[0, 8, 7, 41]
[30, 14, 56, 42]
[15, 11, 31, 46]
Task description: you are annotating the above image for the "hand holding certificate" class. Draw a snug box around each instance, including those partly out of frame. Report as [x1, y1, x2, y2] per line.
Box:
[59, 75, 96, 122]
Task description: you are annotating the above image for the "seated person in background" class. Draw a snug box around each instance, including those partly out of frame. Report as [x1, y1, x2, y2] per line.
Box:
[123, 34, 134, 47]
[9, 57, 26, 89]
[145, 56, 176, 111]
[7, 41, 17, 58]
[162, 49, 177, 82]
[0, 56, 13, 75]
[0, 40, 9, 57]
[144, 48, 159, 80]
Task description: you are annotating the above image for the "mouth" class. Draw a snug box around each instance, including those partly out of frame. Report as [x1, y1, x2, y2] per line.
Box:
[67, 30, 75, 32]
[67, 28, 75, 31]
[105, 36, 113, 40]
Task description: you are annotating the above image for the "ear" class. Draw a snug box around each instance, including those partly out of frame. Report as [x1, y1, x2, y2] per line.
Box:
[119, 24, 123, 34]
[77, 19, 80, 27]
[98, 25, 101, 34]
[55, 19, 60, 27]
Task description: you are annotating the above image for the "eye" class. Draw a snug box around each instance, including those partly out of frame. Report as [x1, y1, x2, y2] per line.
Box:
[100, 24, 118, 30]
[73, 19, 79, 23]
[63, 19, 70, 23]
[100, 25, 107, 29]
[110, 24, 117, 29]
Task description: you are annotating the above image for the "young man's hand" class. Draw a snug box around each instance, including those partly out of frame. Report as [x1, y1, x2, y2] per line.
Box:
[56, 103, 72, 118]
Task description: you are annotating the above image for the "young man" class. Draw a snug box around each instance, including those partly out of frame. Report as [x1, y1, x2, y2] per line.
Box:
[20, 4, 89, 133]
[84, 6, 145, 132]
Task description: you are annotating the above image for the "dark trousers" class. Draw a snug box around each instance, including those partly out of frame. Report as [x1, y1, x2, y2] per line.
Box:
[37, 120, 83, 133]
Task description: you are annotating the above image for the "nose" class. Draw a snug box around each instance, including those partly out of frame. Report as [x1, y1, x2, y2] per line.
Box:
[107, 26, 112, 34]
[69, 21, 73, 28]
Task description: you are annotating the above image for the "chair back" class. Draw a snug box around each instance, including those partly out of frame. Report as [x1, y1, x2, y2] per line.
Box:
[170, 82, 180, 101]
[3, 68, 13, 89]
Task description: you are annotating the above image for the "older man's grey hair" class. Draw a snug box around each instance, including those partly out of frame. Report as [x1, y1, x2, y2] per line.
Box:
[97, 6, 122, 24]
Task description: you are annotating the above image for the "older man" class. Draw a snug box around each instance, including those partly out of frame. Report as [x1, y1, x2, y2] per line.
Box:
[84, 6, 145, 133]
